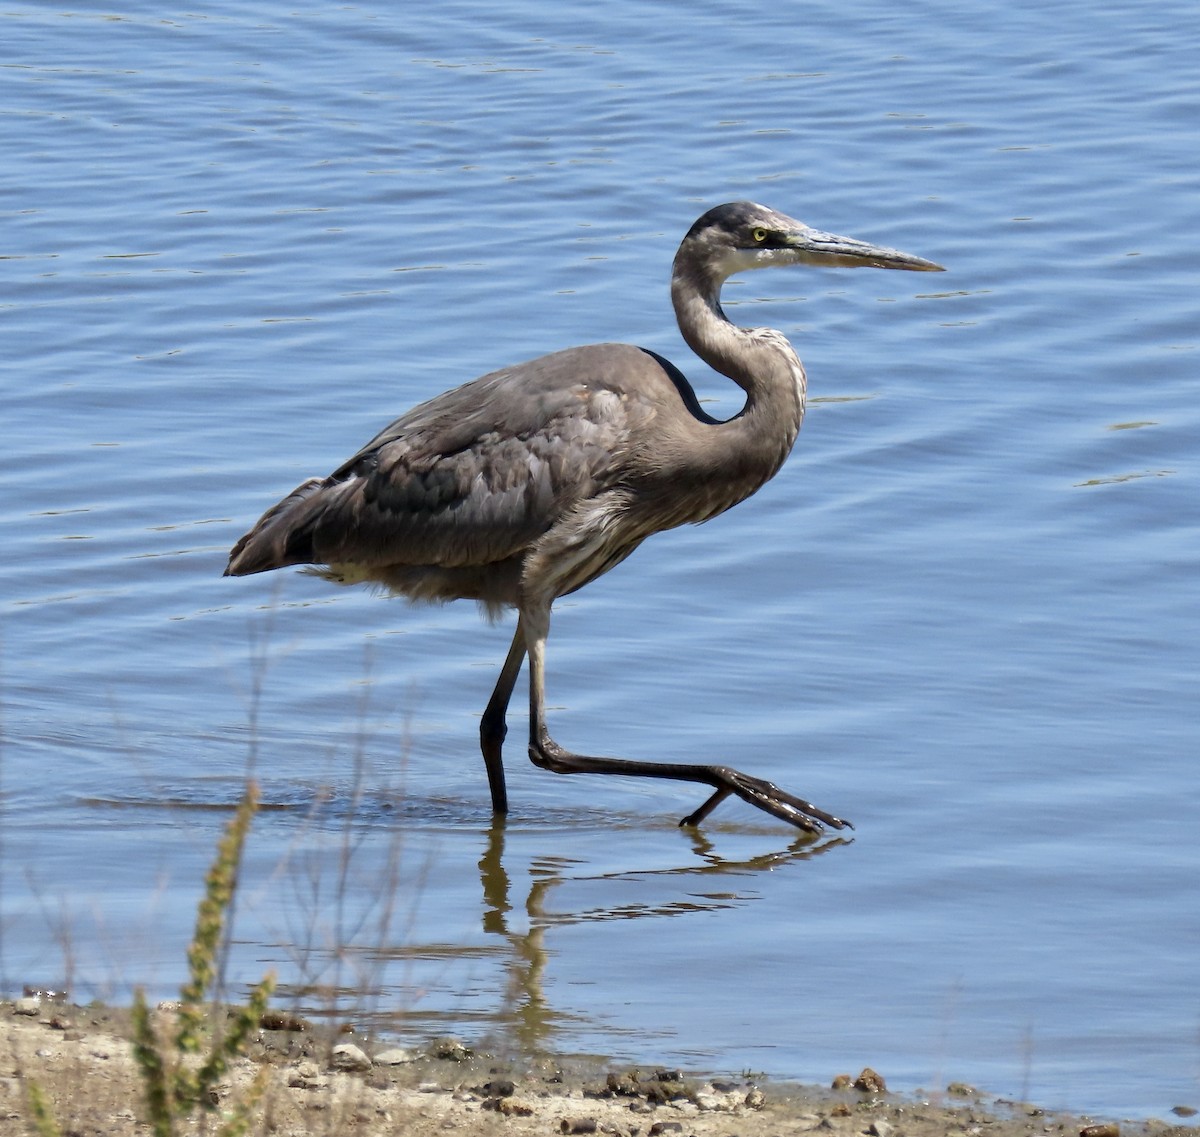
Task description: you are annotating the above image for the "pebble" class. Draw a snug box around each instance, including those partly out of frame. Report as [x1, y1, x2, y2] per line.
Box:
[288, 1060, 328, 1091]
[1079, 1125, 1119, 1137]
[432, 1037, 472, 1061]
[484, 1097, 534, 1116]
[699, 1084, 744, 1112]
[606, 1072, 640, 1096]
[745, 1087, 766, 1110]
[14, 998, 41, 1017]
[869, 1120, 893, 1137]
[561, 1118, 598, 1133]
[330, 1043, 372, 1072]
[373, 1048, 418, 1066]
[260, 1010, 310, 1032]
[854, 1067, 888, 1093]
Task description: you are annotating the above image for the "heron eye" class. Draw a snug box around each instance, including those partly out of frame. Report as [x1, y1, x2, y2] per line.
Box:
[752, 228, 769, 243]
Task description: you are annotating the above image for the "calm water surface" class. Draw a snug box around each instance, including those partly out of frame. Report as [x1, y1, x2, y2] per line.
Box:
[2, 0, 1198, 1119]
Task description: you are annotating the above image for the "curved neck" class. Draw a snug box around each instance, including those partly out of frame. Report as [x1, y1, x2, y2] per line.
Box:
[670, 255, 807, 440]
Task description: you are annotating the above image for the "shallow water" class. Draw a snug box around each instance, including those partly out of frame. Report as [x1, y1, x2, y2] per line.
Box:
[2, 0, 1199, 1119]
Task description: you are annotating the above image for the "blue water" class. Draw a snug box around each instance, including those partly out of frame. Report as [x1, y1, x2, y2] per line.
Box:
[2, 0, 1198, 1120]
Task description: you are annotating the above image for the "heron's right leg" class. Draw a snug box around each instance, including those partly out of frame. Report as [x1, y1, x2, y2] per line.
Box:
[479, 617, 527, 815]
[521, 605, 851, 834]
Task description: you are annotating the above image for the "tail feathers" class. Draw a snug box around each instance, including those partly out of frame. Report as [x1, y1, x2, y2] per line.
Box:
[225, 477, 329, 576]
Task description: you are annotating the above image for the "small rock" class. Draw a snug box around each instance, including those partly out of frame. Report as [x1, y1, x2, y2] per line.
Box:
[947, 1082, 978, 1097]
[288, 1060, 327, 1091]
[561, 1119, 598, 1134]
[831, 1073, 853, 1090]
[14, 998, 40, 1017]
[1171, 1106, 1197, 1118]
[484, 1097, 534, 1116]
[373, 1047, 417, 1066]
[647, 1123, 684, 1136]
[330, 1043, 372, 1072]
[260, 1010, 310, 1032]
[482, 1078, 516, 1097]
[854, 1067, 887, 1093]
[645, 1079, 689, 1105]
[745, 1087, 766, 1110]
[1079, 1125, 1119, 1137]
[606, 1071, 640, 1096]
[869, 1120, 893, 1137]
[432, 1036, 472, 1061]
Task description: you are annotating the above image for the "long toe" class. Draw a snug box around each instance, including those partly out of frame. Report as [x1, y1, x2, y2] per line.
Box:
[726, 770, 852, 832]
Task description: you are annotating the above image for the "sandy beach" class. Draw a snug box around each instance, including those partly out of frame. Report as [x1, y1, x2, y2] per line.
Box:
[4, 999, 1194, 1137]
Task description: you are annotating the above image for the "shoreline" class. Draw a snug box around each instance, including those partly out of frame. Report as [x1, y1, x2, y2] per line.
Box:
[4, 1000, 1197, 1137]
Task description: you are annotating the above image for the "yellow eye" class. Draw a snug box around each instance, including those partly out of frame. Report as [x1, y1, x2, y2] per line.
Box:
[752, 228, 768, 243]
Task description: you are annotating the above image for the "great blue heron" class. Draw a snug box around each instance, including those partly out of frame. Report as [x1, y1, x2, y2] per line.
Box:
[226, 202, 943, 833]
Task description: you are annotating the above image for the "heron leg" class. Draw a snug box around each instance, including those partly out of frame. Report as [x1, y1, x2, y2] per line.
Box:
[522, 608, 851, 834]
[479, 618, 527, 815]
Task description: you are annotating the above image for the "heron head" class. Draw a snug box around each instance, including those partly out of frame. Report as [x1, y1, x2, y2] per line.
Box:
[682, 201, 944, 280]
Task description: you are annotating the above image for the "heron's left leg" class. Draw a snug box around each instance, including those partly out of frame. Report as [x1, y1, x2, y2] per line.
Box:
[479, 618, 527, 815]
[521, 606, 850, 834]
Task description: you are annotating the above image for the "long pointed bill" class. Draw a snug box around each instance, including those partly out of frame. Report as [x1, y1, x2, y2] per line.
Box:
[789, 226, 944, 272]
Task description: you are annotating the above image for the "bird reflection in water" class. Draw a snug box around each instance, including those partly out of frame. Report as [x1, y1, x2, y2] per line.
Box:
[474, 818, 850, 1054]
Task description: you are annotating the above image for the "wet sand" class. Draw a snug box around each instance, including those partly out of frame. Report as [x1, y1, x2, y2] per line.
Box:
[4, 1000, 1196, 1137]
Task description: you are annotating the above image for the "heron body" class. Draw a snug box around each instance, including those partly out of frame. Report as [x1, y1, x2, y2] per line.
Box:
[227, 202, 943, 832]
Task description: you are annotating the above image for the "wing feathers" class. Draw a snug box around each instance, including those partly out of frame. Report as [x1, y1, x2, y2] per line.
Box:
[225, 344, 665, 579]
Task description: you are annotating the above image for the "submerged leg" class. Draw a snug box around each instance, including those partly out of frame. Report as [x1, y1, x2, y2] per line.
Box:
[521, 606, 850, 834]
[479, 618, 527, 815]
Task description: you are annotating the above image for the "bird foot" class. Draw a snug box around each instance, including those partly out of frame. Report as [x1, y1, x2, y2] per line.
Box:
[679, 768, 852, 834]
[528, 733, 851, 834]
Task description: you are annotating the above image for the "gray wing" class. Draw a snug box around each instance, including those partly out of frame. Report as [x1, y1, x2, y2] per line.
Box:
[226, 343, 668, 576]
